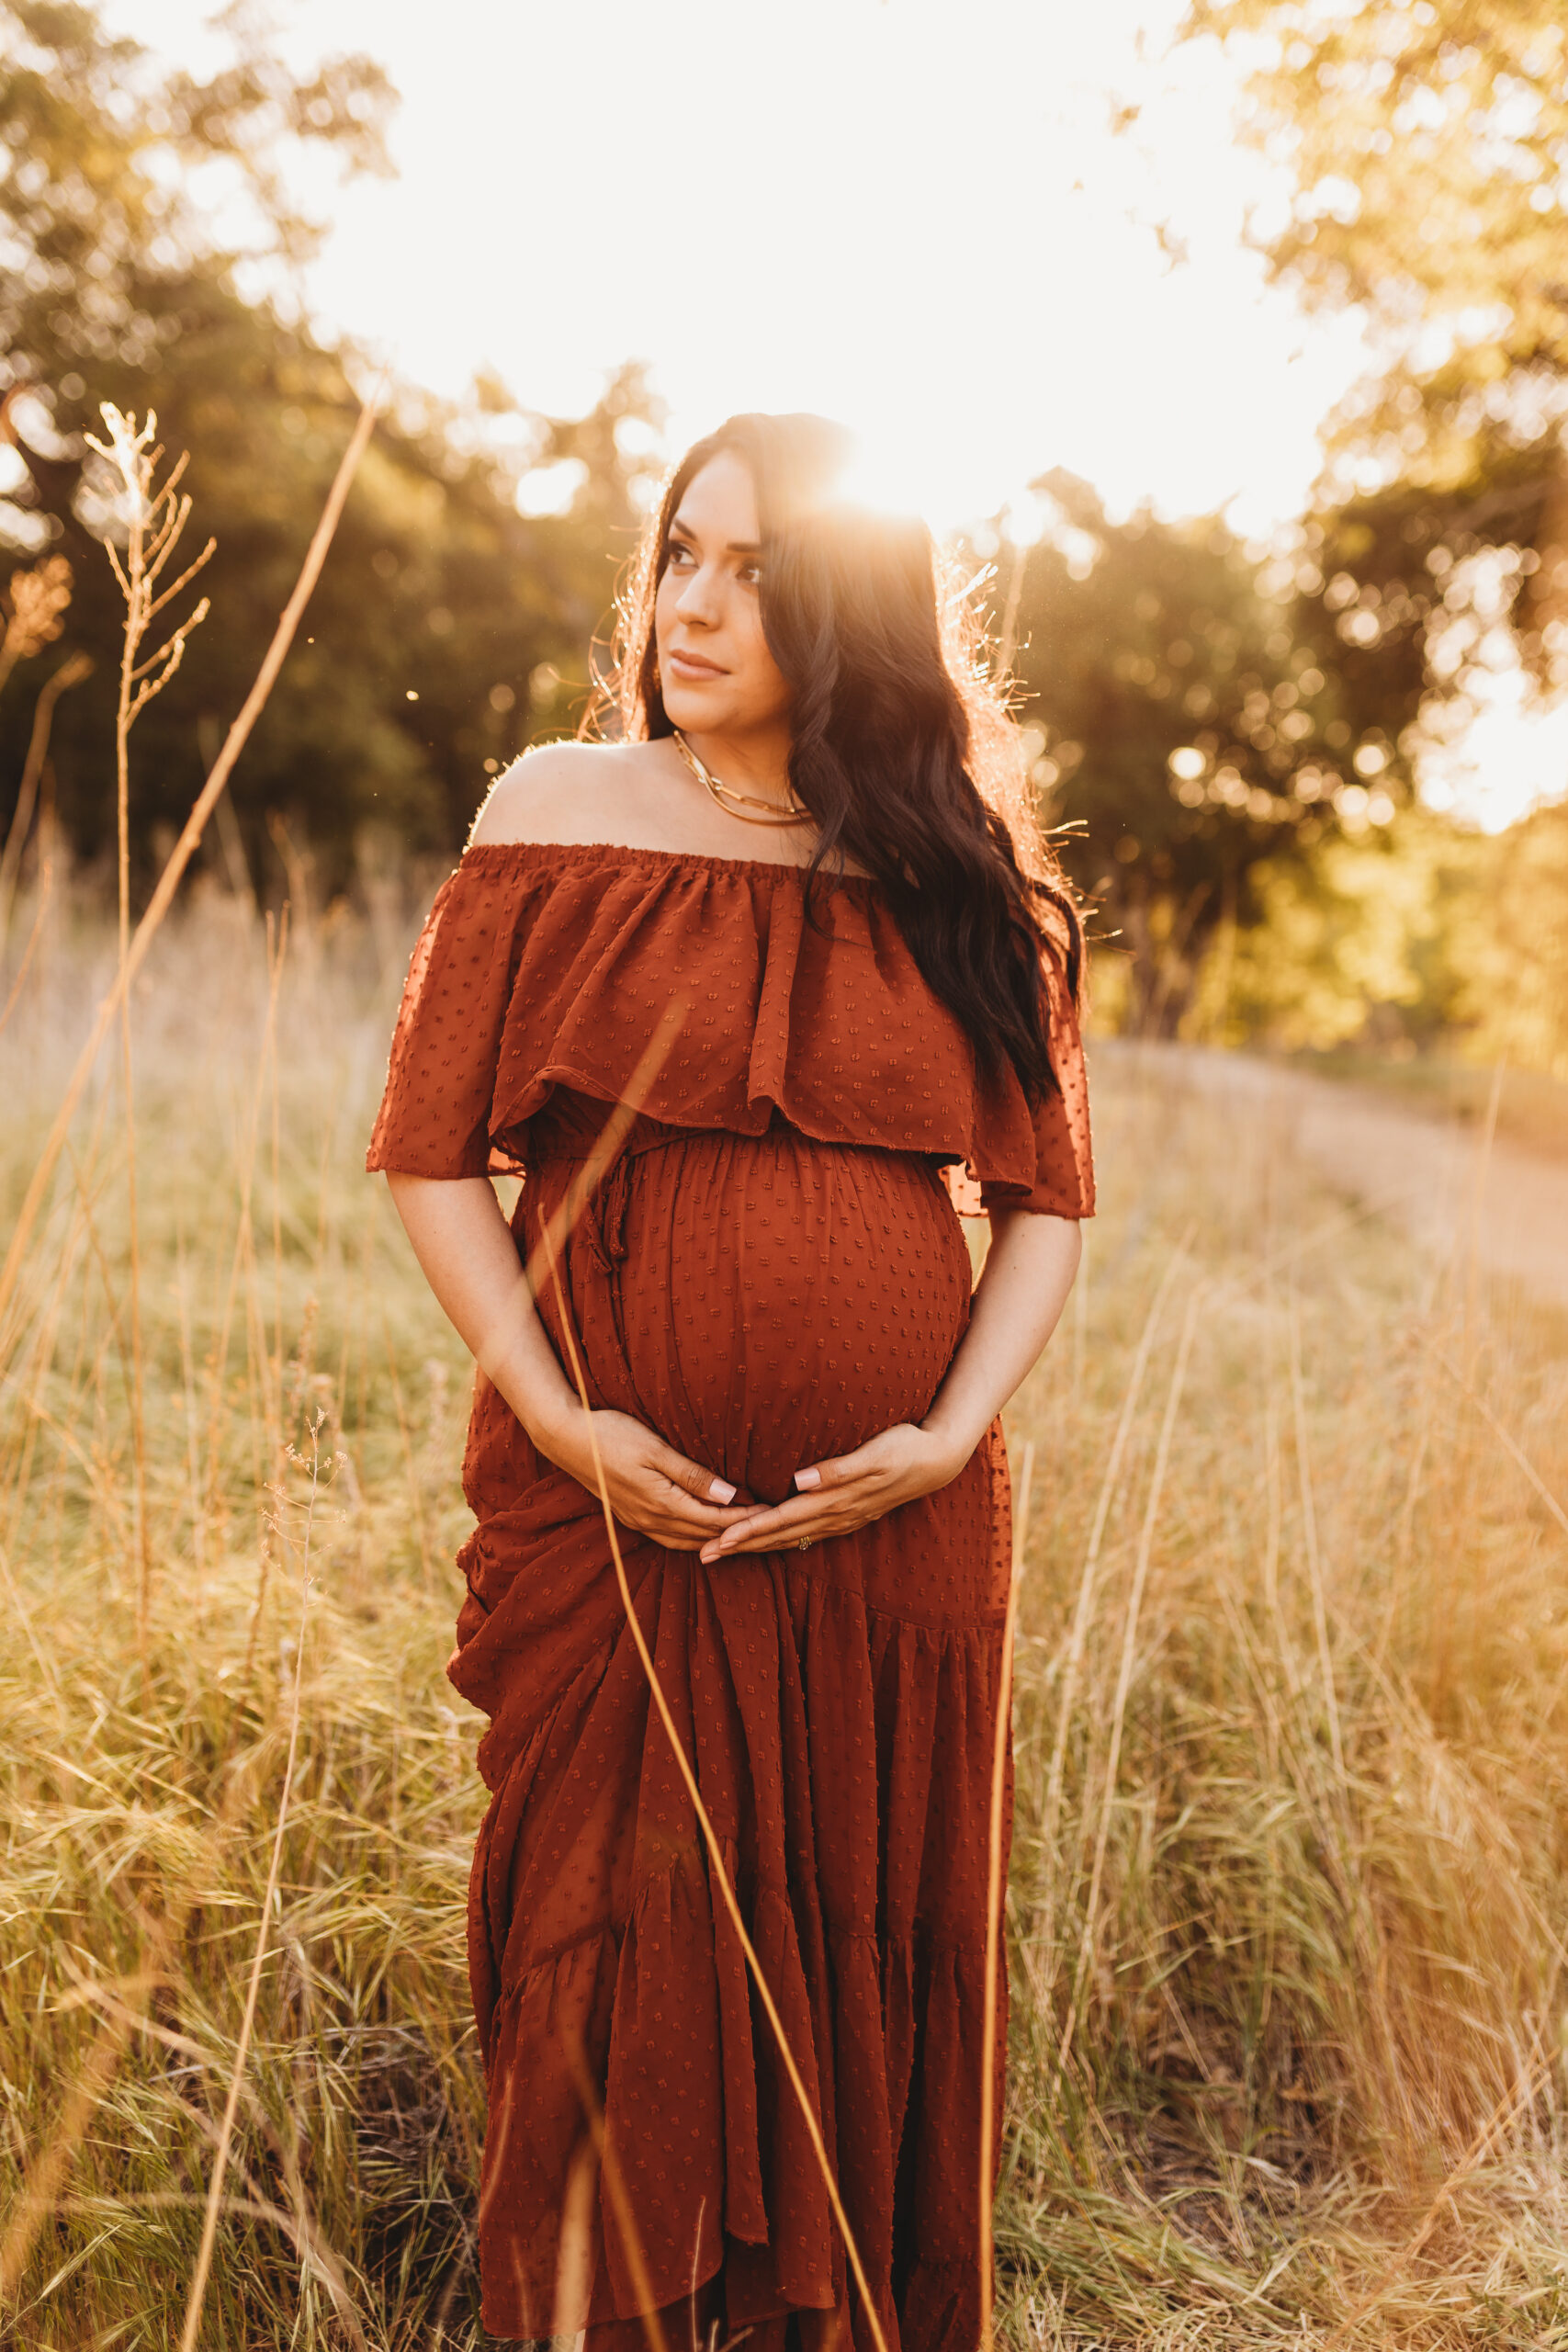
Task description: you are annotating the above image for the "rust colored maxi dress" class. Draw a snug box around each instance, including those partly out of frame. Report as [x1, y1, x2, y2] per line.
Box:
[367, 841, 1094, 2352]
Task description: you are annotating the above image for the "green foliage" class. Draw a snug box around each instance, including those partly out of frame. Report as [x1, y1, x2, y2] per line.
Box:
[1430, 798, 1568, 1077]
[6, 0, 1562, 1040]
[1187, 810, 1451, 1053]
[1, 0, 395, 345]
[1029, 0, 1568, 1020]
[1184, 0, 1568, 407]
[1001, 474, 1425, 1026]
[1180, 0, 1568, 688]
[1182, 797, 1568, 1080]
[0, 3, 664, 892]
[2, 318, 666, 888]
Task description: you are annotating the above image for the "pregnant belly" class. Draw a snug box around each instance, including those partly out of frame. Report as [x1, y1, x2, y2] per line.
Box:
[578, 1127, 974, 1506]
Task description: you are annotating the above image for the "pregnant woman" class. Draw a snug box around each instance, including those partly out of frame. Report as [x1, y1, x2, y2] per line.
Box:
[367, 412, 1094, 2352]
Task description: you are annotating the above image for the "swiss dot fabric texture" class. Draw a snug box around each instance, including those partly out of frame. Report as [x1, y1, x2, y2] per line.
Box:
[367, 841, 1094, 2352]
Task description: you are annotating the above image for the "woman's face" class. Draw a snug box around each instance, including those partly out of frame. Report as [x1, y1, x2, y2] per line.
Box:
[654, 450, 792, 741]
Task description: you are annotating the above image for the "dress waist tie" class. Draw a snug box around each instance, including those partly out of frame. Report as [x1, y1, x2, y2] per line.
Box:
[582, 1148, 633, 1275]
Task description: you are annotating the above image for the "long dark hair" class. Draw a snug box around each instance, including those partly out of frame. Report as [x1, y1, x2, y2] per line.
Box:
[592, 412, 1083, 1101]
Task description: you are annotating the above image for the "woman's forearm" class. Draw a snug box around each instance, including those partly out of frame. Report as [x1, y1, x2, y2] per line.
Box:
[387, 1173, 759, 1541]
[384, 1172, 584, 1460]
[919, 1208, 1081, 1464]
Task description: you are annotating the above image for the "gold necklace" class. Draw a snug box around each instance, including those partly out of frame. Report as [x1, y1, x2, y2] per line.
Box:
[671, 729, 806, 826]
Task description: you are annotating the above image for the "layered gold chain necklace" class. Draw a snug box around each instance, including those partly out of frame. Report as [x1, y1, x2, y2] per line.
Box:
[671, 728, 806, 826]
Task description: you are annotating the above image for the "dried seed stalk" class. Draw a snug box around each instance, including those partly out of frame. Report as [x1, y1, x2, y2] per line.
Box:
[0, 383, 382, 1351]
[85, 407, 216, 1648]
[523, 1027, 893, 2352]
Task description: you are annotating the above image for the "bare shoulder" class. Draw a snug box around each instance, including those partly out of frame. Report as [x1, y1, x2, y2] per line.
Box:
[468, 740, 669, 849]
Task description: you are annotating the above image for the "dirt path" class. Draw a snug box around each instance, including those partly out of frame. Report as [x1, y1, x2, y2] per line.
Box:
[1123, 1044, 1568, 1312]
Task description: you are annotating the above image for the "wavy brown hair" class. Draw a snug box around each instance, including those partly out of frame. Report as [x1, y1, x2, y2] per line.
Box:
[589, 412, 1083, 1102]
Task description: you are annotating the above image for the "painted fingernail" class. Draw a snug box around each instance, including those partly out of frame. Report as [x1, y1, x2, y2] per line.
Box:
[708, 1477, 737, 1504]
[794, 1467, 821, 1491]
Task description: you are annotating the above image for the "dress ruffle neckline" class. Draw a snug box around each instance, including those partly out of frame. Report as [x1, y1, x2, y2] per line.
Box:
[367, 839, 1094, 1218]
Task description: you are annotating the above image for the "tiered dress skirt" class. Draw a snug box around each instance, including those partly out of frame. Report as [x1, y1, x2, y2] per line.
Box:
[453, 1102, 1013, 2351]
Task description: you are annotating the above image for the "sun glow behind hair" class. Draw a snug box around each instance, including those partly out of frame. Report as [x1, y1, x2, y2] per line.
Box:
[833, 435, 933, 529]
[103, 0, 1369, 539]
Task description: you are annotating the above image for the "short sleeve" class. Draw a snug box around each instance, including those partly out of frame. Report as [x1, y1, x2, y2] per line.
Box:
[366, 861, 527, 1178]
[978, 945, 1095, 1218]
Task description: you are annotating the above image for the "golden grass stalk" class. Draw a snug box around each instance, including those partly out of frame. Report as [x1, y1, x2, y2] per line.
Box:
[1033, 1240, 1186, 1955]
[0, 647, 90, 956]
[0, 379, 383, 1351]
[1437, 1347, 1568, 1540]
[88, 407, 216, 1647]
[0, 390, 381, 2320]
[0, 846, 52, 1041]
[0, 1965, 143, 2304]
[8, 1002, 1568, 2342]
[177, 1422, 326, 2352]
[558, 2027, 671, 2352]
[0, 1568, 283, 2306]
[1289, 1290, 1344, 1781]
[526, 1135, 893, 2352]
[549, 2137, 602, 2346]
[1052, 1282, 1201, 2082]
[1461, 1057, 1506, 1348]
[978, 1438, 1035, 2352]
[199, 910, 290, 1555]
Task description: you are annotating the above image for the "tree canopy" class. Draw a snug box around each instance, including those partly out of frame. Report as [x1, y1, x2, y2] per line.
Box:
[1179, 0, 1568, 691]
[996, 470, 1426, 1024]
[0, 1, 660, 892]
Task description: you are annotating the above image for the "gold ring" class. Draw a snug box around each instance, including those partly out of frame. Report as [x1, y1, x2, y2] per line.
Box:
[798, 1534, 813, 1551]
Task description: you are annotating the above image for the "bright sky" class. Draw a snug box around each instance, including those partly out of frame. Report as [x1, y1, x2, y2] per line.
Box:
[104, 0, 1563, 825]
[113, 0, 1369, 531]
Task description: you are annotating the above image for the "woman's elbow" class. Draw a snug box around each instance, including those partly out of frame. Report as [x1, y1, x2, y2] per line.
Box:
[994, 1204, 1083, 1263]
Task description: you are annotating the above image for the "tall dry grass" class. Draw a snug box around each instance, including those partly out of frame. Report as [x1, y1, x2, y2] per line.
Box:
[1004, 1046, 1568, 2347]
[2, 883, 485, 2346]
[2, 865, 1567, 2346]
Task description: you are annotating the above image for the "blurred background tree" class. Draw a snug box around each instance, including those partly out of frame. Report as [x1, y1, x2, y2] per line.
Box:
[1175, 0, 1568, 749]
[1136, 0, 1568, 1064]
[994, 470, 1424, 1030]
[1182, 0, 1567, 546]
[0, 0, 662, 893]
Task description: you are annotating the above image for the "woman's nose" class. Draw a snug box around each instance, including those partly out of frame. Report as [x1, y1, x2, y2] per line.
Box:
[675, 566, 720, 626]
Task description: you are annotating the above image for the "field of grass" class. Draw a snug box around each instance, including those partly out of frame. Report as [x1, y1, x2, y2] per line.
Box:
[3, 882, 1568, 2349]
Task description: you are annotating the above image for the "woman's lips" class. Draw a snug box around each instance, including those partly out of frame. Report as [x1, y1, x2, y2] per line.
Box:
[667, 649, 727, 678]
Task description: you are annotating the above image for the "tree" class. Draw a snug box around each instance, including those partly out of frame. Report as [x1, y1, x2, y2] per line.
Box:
[0, 5, 664, 894]
[1177, 0, 1568, 686]
[1, 0, 395, 361]
[998, 471, 1427, 1028]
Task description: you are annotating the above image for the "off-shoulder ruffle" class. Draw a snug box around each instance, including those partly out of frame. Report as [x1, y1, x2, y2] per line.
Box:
[366, 840, 1093, 1217]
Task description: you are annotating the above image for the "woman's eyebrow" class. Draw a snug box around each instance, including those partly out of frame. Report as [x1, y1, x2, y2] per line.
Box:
[669, 514, 761, 555]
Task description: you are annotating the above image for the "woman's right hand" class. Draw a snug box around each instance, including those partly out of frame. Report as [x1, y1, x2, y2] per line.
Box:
[542, 1406, 761, 1553]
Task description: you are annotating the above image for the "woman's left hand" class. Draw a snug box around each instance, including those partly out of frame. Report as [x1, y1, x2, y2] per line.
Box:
[698, 1422, 967, 1563]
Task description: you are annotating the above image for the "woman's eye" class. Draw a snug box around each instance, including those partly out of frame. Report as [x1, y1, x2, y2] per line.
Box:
[739, 562, 761, 586]
[668, 542, 694, 568]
